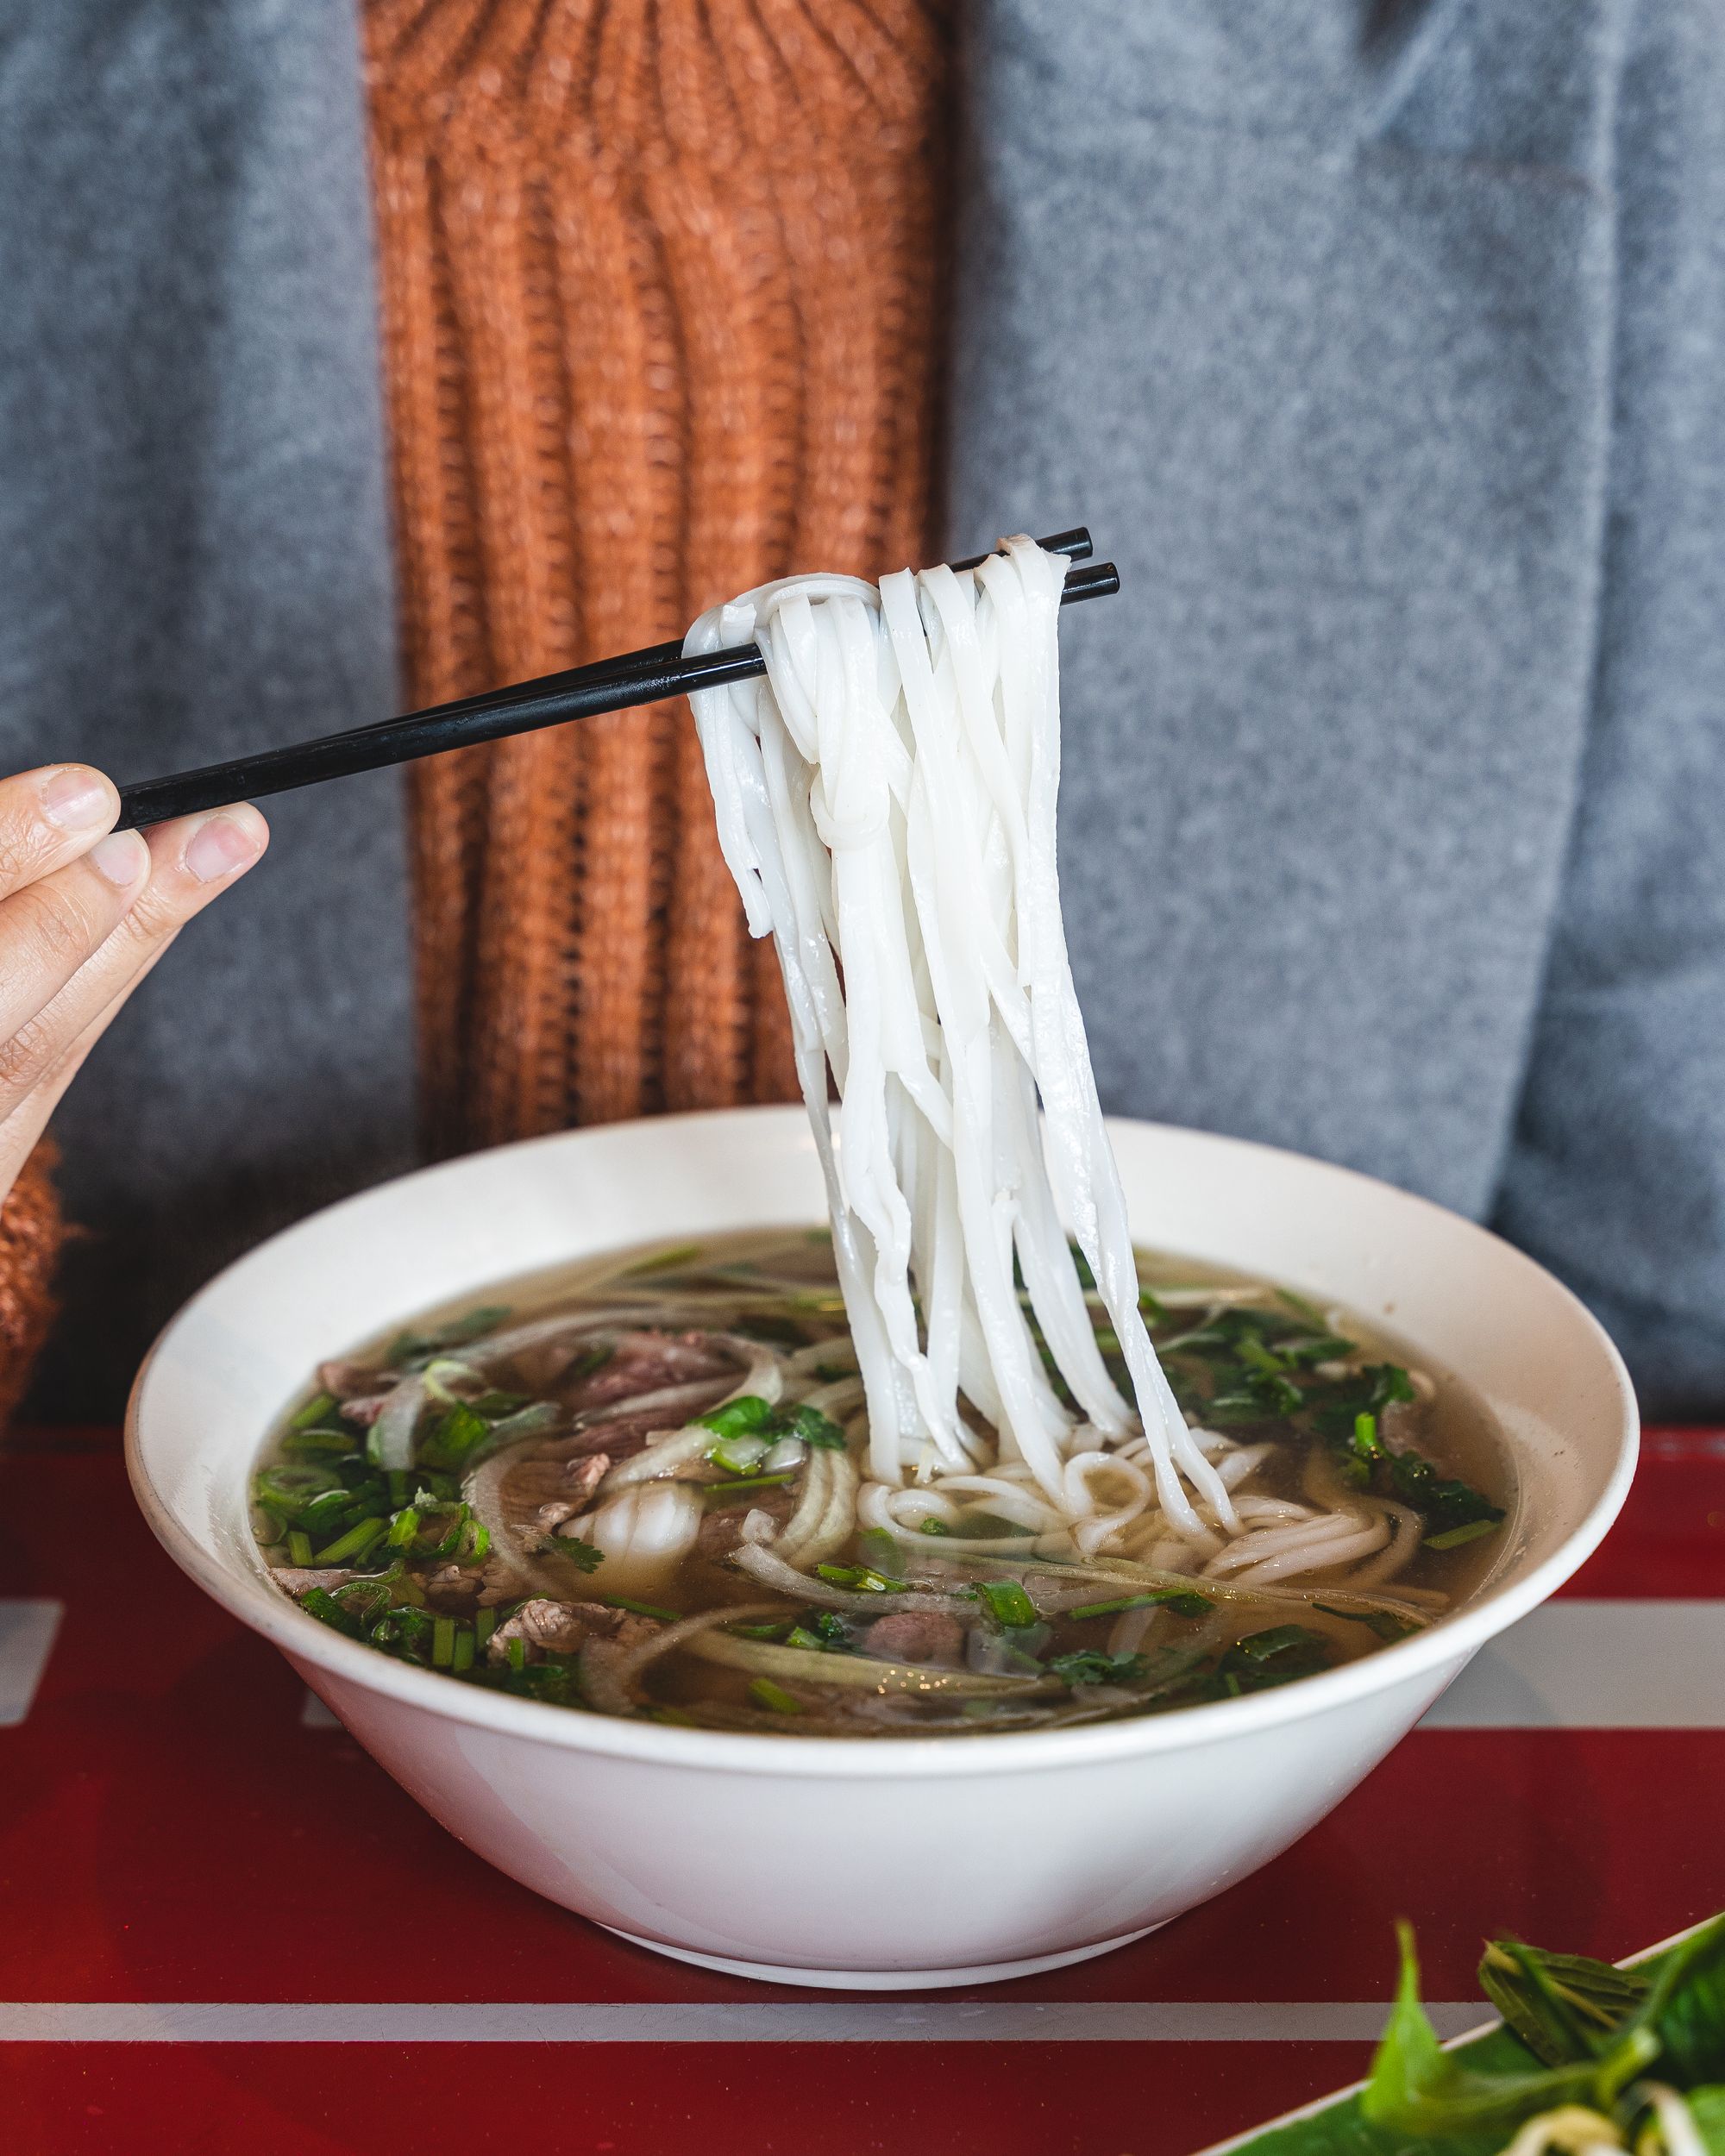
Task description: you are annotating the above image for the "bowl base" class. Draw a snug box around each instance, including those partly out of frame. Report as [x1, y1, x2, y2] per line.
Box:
[598, 1921, 1165, 1990]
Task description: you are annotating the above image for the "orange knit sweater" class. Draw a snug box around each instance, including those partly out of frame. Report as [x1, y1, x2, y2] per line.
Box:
[364, 0, 953, 1156]
[0, 1, 950, 1418]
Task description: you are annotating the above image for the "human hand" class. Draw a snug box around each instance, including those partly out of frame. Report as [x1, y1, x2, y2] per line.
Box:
[0, 765, 267, 1209]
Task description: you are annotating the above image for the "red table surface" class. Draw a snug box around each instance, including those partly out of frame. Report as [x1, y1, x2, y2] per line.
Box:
[3, 1426, 1722, 2156]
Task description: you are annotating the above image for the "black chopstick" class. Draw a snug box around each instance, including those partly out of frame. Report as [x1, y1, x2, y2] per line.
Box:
[114, 530, 1115, 830]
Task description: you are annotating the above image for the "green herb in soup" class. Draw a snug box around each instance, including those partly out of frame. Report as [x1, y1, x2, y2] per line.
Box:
[250, 1233, 1508, 1738]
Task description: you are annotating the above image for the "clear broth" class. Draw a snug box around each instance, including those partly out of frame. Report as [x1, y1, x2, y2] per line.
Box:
[252, 1232, 1511, 1738]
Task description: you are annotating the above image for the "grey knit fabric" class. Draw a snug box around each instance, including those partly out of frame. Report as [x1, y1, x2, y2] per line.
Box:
[2, 1, 1721, 1419]
[0, 2, 415, 1415]
[948, 0, 1725, 1413]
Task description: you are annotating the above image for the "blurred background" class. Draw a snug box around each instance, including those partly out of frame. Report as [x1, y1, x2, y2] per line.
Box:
[0, 0, 1720, 1422]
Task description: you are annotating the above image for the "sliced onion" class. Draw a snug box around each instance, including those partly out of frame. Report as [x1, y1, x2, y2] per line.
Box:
[466, 1308, 661, 1373]
[1019, 1554, 1433, 1626]
[481, 1401, 561, 1447]
[730, 1539, 973, 1614]
[599, 1423, 721, 1494]
[570, 1482, 705, 1597]
[420, 1357, 484, 1404]
[463, 1442, 612, 1600]
[581, 1601, 787, 1716]
[775, 1445, 858, 1566]
[368, 1374, 425, 1470]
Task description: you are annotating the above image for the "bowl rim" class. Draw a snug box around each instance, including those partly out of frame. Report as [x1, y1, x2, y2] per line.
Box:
[126, 1107, 1640, 1783]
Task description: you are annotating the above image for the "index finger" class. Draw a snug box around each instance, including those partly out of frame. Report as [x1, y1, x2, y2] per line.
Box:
[0, 765, 123, 898]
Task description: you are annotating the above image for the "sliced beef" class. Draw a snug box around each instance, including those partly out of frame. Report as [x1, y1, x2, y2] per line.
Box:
[536, 1453, 609, 1537]
[318, 1360, 399, 1402]
[489, 1450, 613, 1545]
[696, 1484, 797, 1560]
[421, 1564, 484, 1610]
[271, 1565, 365, 1597]
[338, 1394, 391, 1427]
[486, 1598, 661, 1665]
[861, 1612, 966, 1667]
[567, 1395, 727, 1460]
[562, 1330, 740, 1413]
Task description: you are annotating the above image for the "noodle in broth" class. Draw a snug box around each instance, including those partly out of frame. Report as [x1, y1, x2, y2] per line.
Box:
[252, 1236, 1507, 1735]
[253, 541, 1510, 1733]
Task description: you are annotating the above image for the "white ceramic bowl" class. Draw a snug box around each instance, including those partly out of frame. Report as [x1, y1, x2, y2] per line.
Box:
[128, 1107, 1637, 1990]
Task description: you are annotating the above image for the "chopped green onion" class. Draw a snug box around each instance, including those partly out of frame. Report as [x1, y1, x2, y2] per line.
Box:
[298, 1485, 358, 1529]
[624, 1243, 703, 1275]
[815, 1563, 910, 1595]
[599, 1594, 681, 1622]
[387, 1506, 420, 1549]
[290, 1390, 339, 1431]
[919, 1517, 952, 1536]
[470, 1388, 528, 1417]
[280, 1429, 358, 1457]
[451, 1628, 475, 1674]
[728, 1621, 794, 1641]
[706, 1432, 770, 1475]
[702, 1471, 794, 1500]
[298, 1587, 362, 1637]
[1314, 1603, 1416, 1641]
[1352, 1411, 1383, 1460]
[432, 1615, 455, 1668]
[1066, 1589, 1210, 1620]
[1276, 1287, 1331, 1328]
[311, 1516, 389, 1565]
[287, 1530, 313, 1566]
[418, 1401, 492, 1474]
[254, 1463, 340, 1510]
[335, 1574, 396, 1623]
[856, 1529, 904, 1576]
[506, 1636, 526, 1673]
[695, 1395, 775, 1441]
[426, 1502, 487, 1564]
[785, 1625, 840, 1654]
[974, 1578, 1038, 1628]
[1426, 1518, 1500, 1551]
[748, 1677, 803, 1715]
[387, 1305, 511, 1368]
[775, 1403, 848, 1451]
[1048, 1648, 1150, 1688]
[474, 1608, 497, 1649]
[1233, 1624, 1327, 1664]
[953, 1512, 1031, 1542]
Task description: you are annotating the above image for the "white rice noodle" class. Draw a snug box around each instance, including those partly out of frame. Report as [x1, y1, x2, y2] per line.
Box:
[1338, 1498, 1426, 1588]
[1207, 1507, 1393, 1588]
[687, 539, 1235, 1549]
[1060, 1450, 1154, 1557]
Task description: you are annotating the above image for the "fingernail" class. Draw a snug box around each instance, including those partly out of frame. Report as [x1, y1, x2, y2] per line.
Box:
[41, 767, 115, 833]
[89, 829, 149, 887]
[184, 812, 263, 884]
